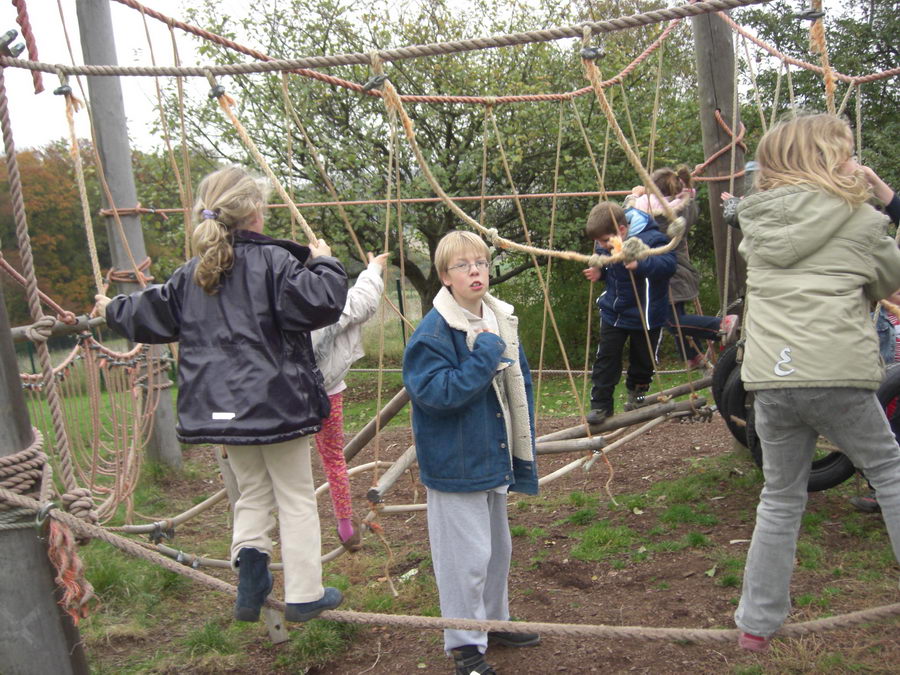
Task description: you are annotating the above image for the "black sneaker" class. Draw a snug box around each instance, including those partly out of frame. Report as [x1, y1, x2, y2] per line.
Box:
[586, 408, 611, 425]
[488, 630, 541, 647]
[452, 645, 496, 675]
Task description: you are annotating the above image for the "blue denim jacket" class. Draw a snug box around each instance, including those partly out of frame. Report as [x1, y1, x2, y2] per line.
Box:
[402, 289, 538, 495]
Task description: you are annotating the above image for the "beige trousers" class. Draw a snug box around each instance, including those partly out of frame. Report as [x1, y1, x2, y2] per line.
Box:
[226, 436, 324, 603]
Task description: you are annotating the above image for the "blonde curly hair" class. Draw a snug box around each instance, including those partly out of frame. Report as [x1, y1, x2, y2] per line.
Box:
[191, 165, 270, 294]
[754, 113, 870, 205]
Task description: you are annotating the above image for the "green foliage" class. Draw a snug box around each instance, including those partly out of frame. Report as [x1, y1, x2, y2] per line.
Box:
[275, 620, 358, 670]
[571, 520, 636, 561]
[180, 620, 238, 657]
[174, 0, 701, 315]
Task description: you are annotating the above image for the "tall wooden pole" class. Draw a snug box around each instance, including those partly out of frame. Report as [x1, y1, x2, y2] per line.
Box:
[0, 282, 89, 674]
[75, 0, 181, 468]
[692, 10, 747, 309]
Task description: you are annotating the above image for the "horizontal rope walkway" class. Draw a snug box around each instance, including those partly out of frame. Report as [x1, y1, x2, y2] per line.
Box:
[1, 0, 769, 78]
[3, 485, 900, 642]
[111, 0, 681, 105]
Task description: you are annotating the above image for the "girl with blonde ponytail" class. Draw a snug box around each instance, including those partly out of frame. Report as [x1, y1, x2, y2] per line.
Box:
[733, 113, 900, 651]
[96, 164, 349, 624]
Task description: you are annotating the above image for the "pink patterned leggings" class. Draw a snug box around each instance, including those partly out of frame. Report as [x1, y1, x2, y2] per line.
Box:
[314, 392, 353, 520]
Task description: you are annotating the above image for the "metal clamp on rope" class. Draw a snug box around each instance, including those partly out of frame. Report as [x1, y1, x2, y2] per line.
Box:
[34, 501, 57, 535]
[0, 29, 25, 58]
[366, 488, 383, 505]
[53, 84, 73, 97]
[796, 4, 825, 21]
[361, 74, 387, 92]
[208, 84, 227, 99]
[148, 521, 175, 544]
[580, 46, 604, 61]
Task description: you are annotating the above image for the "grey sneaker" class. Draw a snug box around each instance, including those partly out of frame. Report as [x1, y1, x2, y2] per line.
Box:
[284, 587, 343, 622]
[623, 386, 650, 411]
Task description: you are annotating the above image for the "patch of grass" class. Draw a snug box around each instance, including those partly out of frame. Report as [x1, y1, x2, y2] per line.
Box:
[565, 508, 597, 525]
[180, 620, 238, 657]
[362, 591, 396, 613]
[568, 491, 599, 509]
[510, 524, 529, 537]
[717, 573, 741, 588]
[801, 509, 828, 535]
[571, 520, 636, 562]
[796, 539, 824, 571]
[325, 573, 351, 592]
[659, 504, 718, 527]
[82, 542, 187, 614]
[683, 531, 711, 548]
[275, 619, 358, 671]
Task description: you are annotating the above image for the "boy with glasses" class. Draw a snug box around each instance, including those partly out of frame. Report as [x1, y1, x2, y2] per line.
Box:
[403, 230, 539, 675]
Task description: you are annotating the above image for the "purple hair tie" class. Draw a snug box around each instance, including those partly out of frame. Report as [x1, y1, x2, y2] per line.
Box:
[201, 208, 219, 220]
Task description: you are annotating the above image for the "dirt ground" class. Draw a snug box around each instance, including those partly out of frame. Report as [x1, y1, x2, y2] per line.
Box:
[92, 412, 900, 674]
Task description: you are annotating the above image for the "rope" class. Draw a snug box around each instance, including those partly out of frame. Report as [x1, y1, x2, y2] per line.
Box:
[56, 81, 105, 294]
[0, 253, 77, 325]
[12, 0, 43, 93]
[0, 66, 82, 498]
[0, 0, 756, 79]
[103, 0, 680, 107]
[377, 72, 678, 268]
[808, 0, 836, 114]
[207, 81, 318, 244]
[3, 485, 900, 642]
[719, 12, 900, 86]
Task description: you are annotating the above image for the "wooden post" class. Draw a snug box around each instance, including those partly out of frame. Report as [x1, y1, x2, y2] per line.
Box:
[75, 0, 181, 469]
[0, 284, 89, 674]
[692, 10, 747, 309]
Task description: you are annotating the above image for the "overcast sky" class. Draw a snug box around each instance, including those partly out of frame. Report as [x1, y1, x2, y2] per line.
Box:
[0, 1, 210, 152]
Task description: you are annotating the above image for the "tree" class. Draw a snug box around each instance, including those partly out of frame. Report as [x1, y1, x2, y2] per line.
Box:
[0, 141, 107, 326]
[738, 0, 899, 188]
[173, 0, 704, 314]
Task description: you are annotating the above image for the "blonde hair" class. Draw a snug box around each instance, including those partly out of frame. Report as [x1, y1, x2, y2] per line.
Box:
[434, 230, 490, 278]
[191, 165, 270, 294]
[754, 113, 870, 205]
[585, 201, 627, 239]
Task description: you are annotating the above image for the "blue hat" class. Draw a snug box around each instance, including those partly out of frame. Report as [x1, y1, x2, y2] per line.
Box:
[745, 160, 759, 172]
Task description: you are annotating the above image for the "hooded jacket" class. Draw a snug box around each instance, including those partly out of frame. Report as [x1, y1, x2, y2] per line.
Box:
[312, 260, 384, 394]
[738, 185, 900, 391]
[596, 219, 676, 330]
[402, 288, 538, 495]
[105, 230, 348, 445]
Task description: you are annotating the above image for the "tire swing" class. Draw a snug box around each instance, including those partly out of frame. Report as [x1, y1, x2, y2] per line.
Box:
[714, 347, 860, 492]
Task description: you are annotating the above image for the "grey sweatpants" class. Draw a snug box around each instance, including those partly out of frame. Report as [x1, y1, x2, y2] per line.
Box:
[736, 387, 900, 637]
[426, 488, 512, 654]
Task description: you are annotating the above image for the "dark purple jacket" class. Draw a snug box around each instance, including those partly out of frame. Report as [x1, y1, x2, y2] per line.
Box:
[106, 230, 347, 445]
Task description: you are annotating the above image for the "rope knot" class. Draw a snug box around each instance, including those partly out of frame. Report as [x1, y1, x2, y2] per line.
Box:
[587, 252, 609, 269]
[61, 487, 99, 529]
[666, 216, 686, 244]
[620, 236, 649, 263]
[25, 315, 56, 343]
[484, 228, 500, 246]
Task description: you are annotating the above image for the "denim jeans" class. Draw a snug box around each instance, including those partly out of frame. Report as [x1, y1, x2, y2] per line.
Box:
[665, 302, 722, 360]
[735, 388, 900, 637]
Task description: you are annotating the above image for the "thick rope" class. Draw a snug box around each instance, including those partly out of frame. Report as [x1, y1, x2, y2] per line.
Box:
[12, 0, 43, 93]
[0, 0, 757, 79]
[2, 486, 900, 642]
[808, 0, 836, 114]
[0, 66, 82, 497]
[208, 84, 318, 244]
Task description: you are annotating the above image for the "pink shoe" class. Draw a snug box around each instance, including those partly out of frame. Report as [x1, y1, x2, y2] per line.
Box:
[721, 314, 740, 345]
[738, 632, 770, 652]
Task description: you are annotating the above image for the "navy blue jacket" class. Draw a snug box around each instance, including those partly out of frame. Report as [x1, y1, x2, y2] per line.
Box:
[402, 290, 538, 495]
[106, 230, 348, 445]
[596, 220, 676, 330]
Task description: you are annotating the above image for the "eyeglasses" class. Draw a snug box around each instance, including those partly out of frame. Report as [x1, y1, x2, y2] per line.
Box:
[447, 260, 490, 273]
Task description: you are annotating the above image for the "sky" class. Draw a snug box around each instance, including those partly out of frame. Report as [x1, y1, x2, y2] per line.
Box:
[0, 1, 221, 152]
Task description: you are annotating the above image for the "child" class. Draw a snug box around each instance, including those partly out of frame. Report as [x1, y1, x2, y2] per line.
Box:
[582, 201, 676, 425]
[311, 250, 388, 551]
[95, 165, 348, 624]
[402, 230, 539, 675]
[734, 113, 900, 652]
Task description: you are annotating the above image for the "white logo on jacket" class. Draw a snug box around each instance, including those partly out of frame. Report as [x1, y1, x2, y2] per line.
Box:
[774, 346, 795, 377]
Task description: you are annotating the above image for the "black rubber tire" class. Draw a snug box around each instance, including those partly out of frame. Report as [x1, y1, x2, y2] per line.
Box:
[876, 363, 900, 439]
[711, 343, 740, 412]
[719, 366, 749, 448]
